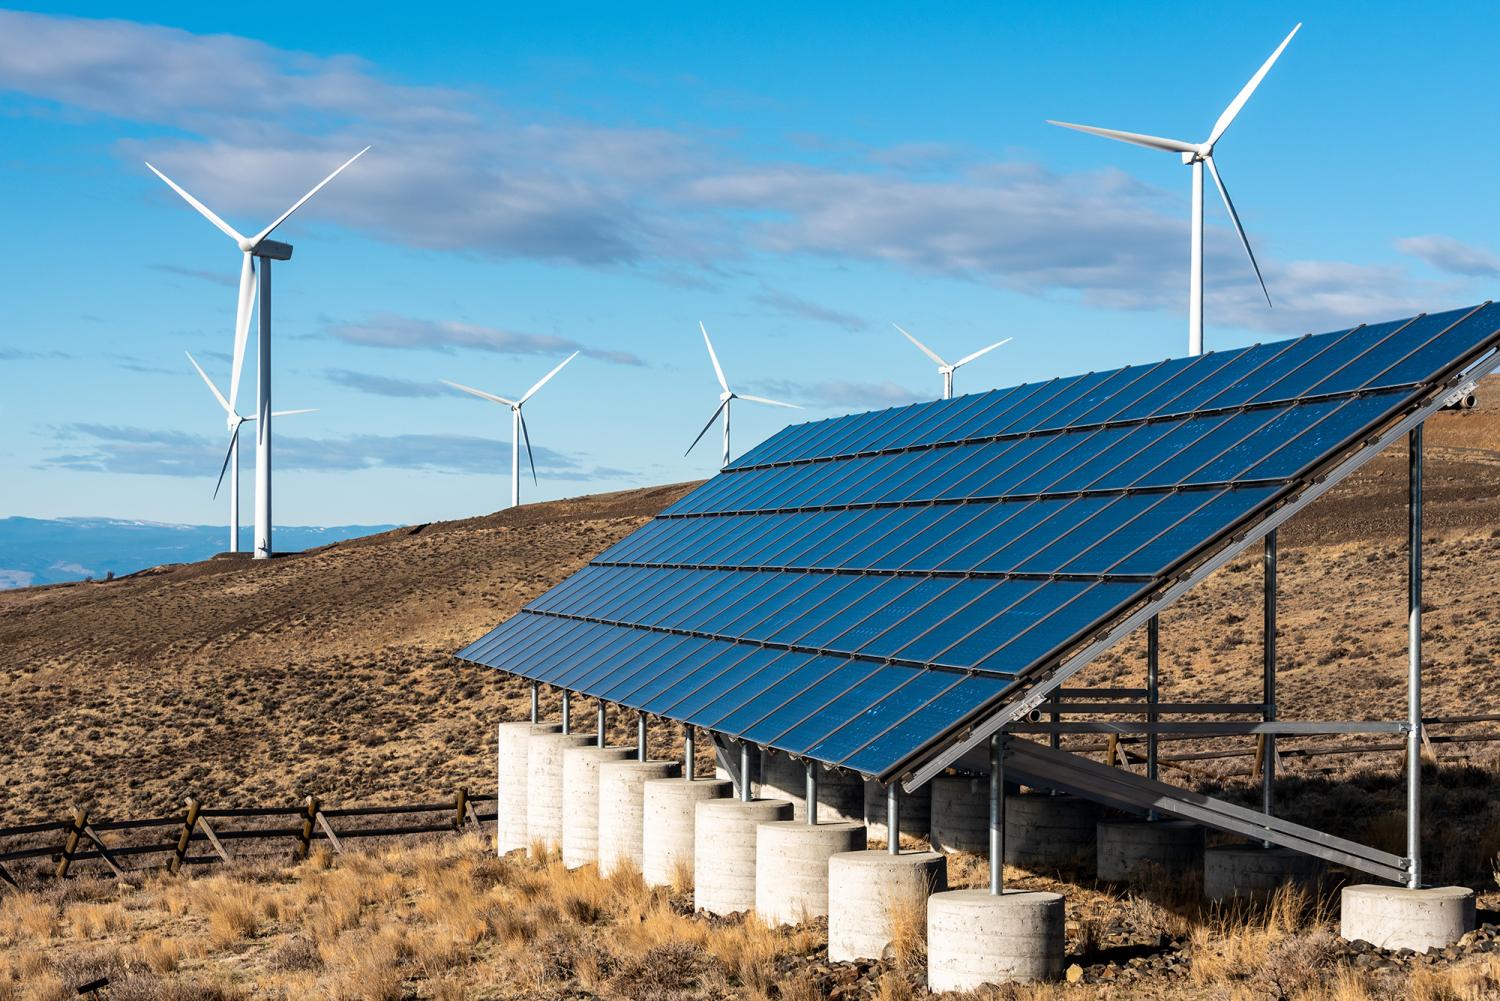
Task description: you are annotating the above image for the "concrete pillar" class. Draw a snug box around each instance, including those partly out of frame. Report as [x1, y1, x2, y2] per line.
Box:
[828, 850, 946, 962]
[927, 889, 1066, 988]
[1004, 793, 1102, 872]
[930, 774, 990, 854]
[597, 759, 680, 877]
[527, 731, 595, 855]
[694, 798, 793, 915]
[761, 753, 863, 823]
[1204, 844, 1324, 903]
[497, 721, 559, 855]
[641, 778, 733, 888]
[1341, 885, 1474, 952]
[755, 821, 867, 926]
[561, 745, 634, 869]
[864, 780, 931, 843]
[1096, 819, 1205, 883]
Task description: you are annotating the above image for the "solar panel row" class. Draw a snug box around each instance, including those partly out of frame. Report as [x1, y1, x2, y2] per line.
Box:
[458, 302, 1500, 781]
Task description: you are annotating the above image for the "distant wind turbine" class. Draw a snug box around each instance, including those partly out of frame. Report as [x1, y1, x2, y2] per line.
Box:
[1048, 23, 1299, 356]
[894, 324, 1012, 400]
[185, 352, 315, 553]
[686, 322, 800, 469]
[147, 146, 370, 557]
[444, 352, 578, 509]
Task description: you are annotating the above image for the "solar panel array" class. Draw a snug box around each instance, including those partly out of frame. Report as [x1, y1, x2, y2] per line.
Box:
[459, 303, 1500, 781]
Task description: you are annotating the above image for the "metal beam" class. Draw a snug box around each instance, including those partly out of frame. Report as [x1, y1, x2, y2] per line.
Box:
[1408, 425, 1424, 889]
[1264, 529, 1278, 843]
[989, 735, 1003, 894]
[1031, 702, 1268, 716]
[902, 345, 1500, 791]
[1002, 721, 1408, 736]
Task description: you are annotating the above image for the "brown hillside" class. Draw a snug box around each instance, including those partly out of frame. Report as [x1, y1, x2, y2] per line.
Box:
[3, 382, 1500, 823]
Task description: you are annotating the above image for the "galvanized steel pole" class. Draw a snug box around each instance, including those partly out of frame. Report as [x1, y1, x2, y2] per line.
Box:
[529, 682, 539, 723]
[597, 702, 606, 747]
[1263, 529, 1278, 844]
[560, 690, 571, 734]
[638, 714, 648, 762]
[684, 724, 695, 780]
[989, 734, 1004, 895]
[1408, 426, 1424, 889]
[887, 782, 900, 855]
[805, 761, 818, 825]
[1147, 615, 1160, 822]
[739, 741, 753, 802]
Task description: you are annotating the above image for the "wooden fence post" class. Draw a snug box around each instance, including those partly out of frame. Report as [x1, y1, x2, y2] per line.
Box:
[55, 806, 87, 879]
[297, 796, 318, 859]
[1105, 734, 1120, 768]
[1253, 734, 1266, 778]
[171, 798, 201, 873]
[453, 788, 468, 831]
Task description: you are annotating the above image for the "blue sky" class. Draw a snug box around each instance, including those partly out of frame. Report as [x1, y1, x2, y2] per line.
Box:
[2, 2, 1497, 527]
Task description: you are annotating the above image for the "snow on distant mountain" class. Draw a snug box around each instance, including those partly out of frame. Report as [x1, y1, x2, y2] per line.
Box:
[0, 517, 400, 588]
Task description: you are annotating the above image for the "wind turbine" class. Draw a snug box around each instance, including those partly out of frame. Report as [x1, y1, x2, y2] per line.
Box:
[186, 353, 315, 553]
[686, 322, 800, 468]
[443, 352, 578, 509]
[147, 146, 370, 558]
[893, 324, 1012, 400]
[1048, 23, 1299, 356]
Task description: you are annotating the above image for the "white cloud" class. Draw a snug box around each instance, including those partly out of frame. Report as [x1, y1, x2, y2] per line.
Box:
[1396, 235, 1500, 278]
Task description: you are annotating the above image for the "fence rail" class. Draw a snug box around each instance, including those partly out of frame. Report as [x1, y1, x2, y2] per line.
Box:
[0, 790, 496, 889]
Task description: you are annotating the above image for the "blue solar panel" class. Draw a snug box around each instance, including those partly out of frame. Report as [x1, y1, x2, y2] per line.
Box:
[458, 304, 1500, 781]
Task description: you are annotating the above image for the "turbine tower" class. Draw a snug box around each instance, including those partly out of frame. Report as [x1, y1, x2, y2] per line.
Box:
[186, 352, 314, 553]
[894, 324, 1012, 400]
[148, 146, 369, 558]
[687, 322, 800, 468]
[444, 352, 578, 509]
[1049, 23, 1299, 356]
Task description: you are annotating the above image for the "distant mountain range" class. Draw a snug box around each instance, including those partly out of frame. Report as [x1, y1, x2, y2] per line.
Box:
[0, 517, 400, 589]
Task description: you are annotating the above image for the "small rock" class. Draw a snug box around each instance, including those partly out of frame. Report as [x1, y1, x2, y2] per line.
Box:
[1066, 964, 1084, 984]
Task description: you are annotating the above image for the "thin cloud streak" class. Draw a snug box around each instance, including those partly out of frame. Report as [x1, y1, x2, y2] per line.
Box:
[324, 313, 644, 366]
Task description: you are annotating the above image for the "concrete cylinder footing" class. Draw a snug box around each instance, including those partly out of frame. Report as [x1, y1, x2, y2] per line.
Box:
[497, 721, 560, 855]
[560, 746, 635, 869]
[1204, 844, 1324, 902]
[641, 778, 733, 888]
[1096, 818, 1204, 883]
[1004, 794, 1102, 872]
[863, 780, 932, 843]
[930, 775, 990, 854]
[927, 889, 1066, 989]
[693, 798, 793, 915]
[1340, 885, 1475, 953]
[755, 821, 867, 926]
[526, 730, 592, 857]
[760, 754, 863, 823]
[597, 760, 680, 877]
[828, 850, 947, 962]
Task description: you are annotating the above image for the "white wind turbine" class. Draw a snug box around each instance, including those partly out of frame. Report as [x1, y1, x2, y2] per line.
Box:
[186, 353, 315, 553]
[686, 322, 800, 469]
[1049, 23, 1299, 356]
[443, 352, 578, 509]
[147, 146, 370, 558]
[894, 323, 1012, 400]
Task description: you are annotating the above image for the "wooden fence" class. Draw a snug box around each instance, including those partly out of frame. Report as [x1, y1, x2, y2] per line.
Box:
[0, 790, 496, 889]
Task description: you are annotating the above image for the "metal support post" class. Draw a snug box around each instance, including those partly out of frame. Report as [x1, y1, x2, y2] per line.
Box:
[1147, 615, 1159, 820]
[560, 690, 571, 734]
[887, 782, 901, 855]
[638, 714, 648, 762]
[684, 724, 695, 780]
[529, 682, 539, 724]
[989, 734, 1004, 894]
[805, 761, 819, 825]
[1408, 426, 1424, 889]
[597, 702, 606, 748]
[1263, 529, 1278, 845]
[739, 741, 753, 802]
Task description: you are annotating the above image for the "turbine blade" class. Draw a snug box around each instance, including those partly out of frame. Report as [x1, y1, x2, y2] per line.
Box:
[250, 146, 371, 245]
[441, 380, 515, 406]
[685, 400, 729, 456]
[144, 162, 245, 243]
[893, 323, 948, 367]
[519, 351, 578, 404]
[228, 253, 256, 414]
[952, 337, 1014, 369]
[700, 322, 729, 392]
[736, 393, 803, 410]
[1046, 120, 1198, 154]
[212, 430, 236, 499]
[1205, 157, 1271, 307]
[270, 408, 317, 417]
[186, 351, 231, 413]
[1205, 23, 1301, 148]
[519, 410, 538, 485]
